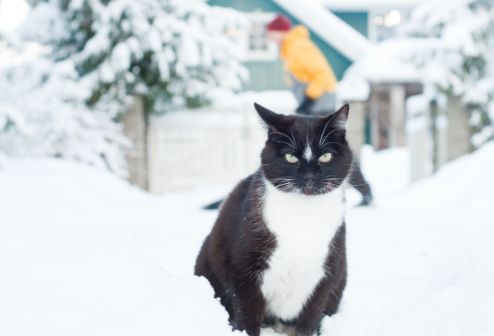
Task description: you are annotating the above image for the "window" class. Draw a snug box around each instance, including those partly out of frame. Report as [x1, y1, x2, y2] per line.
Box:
[241, 12, 279, 61]
[369, 8, 409, 42]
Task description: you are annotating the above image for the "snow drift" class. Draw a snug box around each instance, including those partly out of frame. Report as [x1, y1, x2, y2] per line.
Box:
[1, 143, 493, 335]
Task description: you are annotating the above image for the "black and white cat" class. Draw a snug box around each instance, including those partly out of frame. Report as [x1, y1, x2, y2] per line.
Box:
[195, 103, 353, 336]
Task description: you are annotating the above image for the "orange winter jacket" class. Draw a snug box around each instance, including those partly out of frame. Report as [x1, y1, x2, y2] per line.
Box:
[280, 26, 337, 98]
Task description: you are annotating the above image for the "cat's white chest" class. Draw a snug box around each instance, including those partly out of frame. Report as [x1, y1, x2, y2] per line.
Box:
[260, 182, 345, 320]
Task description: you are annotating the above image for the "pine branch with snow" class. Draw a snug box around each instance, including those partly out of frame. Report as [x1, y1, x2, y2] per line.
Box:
[403, 0, 494, 146]
[0, 42, 129, 176]
[24, 0, 248, 113]
[1, 0, 247, 176]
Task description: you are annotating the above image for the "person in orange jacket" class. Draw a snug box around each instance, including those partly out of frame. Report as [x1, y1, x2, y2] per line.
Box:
[267, 15, 337, 115]
[266, 15, 374, 206]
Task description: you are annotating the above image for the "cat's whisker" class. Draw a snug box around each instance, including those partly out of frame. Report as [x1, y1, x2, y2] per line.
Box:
[319, 118, 332, 146]
[320, 129, 339, 147]
[321, 141, 345, 148]
[270, 131, 297, 148]
[276, 181, 297, 192]
[273, 140, 296, 149]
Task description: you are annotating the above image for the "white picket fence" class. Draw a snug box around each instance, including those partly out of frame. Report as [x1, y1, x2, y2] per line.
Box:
[128, 90, 470, 193]
[405, 93, 470, 183]
[147, 107, 271, 193]
[145, 98, 366, 193]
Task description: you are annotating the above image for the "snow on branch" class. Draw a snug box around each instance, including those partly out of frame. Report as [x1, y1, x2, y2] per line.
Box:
[0, 42, 129, 176]
[23, 0, 248, 112]
[404, 0, 494, 146]
[1, 0, 248, 175]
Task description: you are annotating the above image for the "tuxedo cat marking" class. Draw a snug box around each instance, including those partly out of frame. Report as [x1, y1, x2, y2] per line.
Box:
[261, 182, 345, 321]
[195, 103, 352, 336]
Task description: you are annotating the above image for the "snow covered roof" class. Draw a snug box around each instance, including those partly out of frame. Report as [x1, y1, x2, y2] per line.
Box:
[350, 38, 439, 83]
[337, 38, 439, 101]
[273, 0, 374, 61]
[319, 0, 426, 11]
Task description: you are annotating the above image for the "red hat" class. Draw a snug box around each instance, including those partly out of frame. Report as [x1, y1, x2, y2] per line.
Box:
[267, 15, 292, 32]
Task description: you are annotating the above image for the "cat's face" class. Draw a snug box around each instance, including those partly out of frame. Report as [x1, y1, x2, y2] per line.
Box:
[255, 103, 353, 196]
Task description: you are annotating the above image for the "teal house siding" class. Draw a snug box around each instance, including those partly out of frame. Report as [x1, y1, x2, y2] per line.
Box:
[244, 61, 286, 91]
[333, 11, 369, 38]
[208, 0, 368, 91]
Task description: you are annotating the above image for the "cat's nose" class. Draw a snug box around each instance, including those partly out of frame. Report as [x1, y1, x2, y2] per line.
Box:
[304, 172, 315, 181]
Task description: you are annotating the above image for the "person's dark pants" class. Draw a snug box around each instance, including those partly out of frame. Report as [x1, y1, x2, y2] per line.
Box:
[349, 159, 372, 199]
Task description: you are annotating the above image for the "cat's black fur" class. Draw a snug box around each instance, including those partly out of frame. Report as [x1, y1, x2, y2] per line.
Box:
[194, 103, 353, 336]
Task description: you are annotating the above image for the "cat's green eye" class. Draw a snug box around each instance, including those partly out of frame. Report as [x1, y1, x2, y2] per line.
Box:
[319, 153, 333, 163]
[284, 154, 299, 163]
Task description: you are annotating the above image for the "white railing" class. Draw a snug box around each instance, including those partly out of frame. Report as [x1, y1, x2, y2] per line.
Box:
[147, 106, 282, 193]
[147, 91, 297, 193]
[145, 96, 368, 193]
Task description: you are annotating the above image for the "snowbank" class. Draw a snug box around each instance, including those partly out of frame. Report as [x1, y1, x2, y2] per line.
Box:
[331, 143, 494, 335]
[1, 142, 494, 335]
[0, 160, 240, 336]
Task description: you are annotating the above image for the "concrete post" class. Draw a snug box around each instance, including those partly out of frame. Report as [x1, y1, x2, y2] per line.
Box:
[446, 96, 471, 161]
[389, 85, 407, 147]
[406, 95, 432, 183]
[430, 99, 448, 171]
[345, 101, 366, 161]
[122, 96, 148, 190]
[368, 88, 383, 150]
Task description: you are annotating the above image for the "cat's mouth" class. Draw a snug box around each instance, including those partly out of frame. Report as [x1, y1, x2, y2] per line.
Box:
[301, 185, 318, 196]
[300, 182, 340, 195]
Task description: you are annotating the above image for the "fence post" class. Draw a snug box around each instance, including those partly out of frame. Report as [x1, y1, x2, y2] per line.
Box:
[122, 96, 148, 190]
[345, 100, 366, 160]
[446, 96, 471, 161]
[368, 85, 386, 149]
[430, 99, 448, 171]
[389, 85, 407, 147]
[406, 95, 432, 183]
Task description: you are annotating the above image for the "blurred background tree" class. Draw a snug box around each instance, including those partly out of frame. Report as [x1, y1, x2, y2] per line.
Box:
[0, 0, 247, 175]
[404, 0, 494, 146]
[25, 0, 247, 113]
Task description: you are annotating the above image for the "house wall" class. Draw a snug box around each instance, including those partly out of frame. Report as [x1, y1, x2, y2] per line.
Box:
[208, 0, 368, 90]
[244, 61, 286, 91]
[335, 11, 369, 39]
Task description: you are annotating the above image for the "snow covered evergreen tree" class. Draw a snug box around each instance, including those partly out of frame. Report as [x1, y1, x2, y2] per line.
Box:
[1, 0, 247, 174]
[404, 0, 494, 146]
[24, 0, 247, 113]
[0, 41, 129, 175]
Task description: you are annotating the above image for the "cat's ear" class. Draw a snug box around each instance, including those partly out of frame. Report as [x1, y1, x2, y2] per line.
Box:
[254, 103, 293, 130]
[321, 104, 350, 131]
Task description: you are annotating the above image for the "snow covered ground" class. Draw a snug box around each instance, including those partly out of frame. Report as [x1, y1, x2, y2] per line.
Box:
[1, 143, 493, 336]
